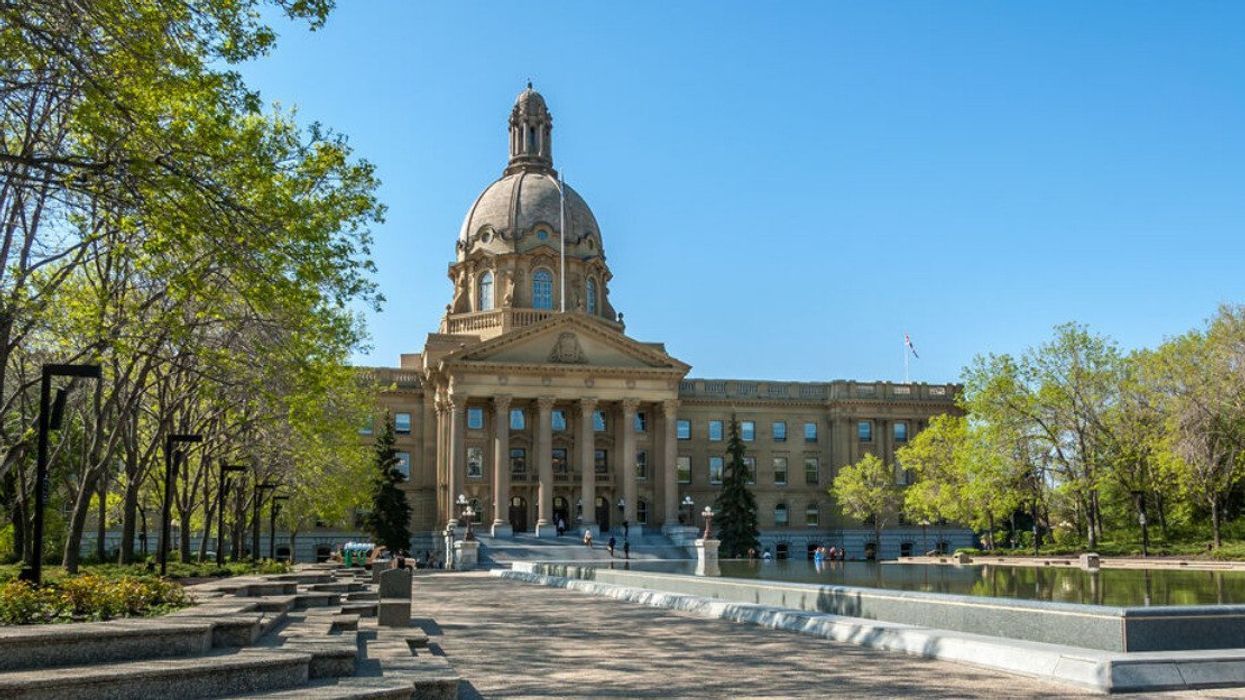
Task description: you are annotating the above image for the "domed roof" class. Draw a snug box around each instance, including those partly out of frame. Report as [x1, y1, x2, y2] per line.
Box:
[513, 84, 547, 115]
[456, 169, 602, 260]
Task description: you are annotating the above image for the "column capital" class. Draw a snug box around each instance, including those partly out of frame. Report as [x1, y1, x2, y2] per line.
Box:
[536, 396, 556, 413]
[492, 394, 512, 413]
[577, 397, 598, 414]
[662, 398, 680, 416]
[621, 397, 641, 415]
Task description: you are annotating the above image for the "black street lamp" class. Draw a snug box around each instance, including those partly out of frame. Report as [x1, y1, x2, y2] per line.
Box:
[456, 493, 476, 541]
[252, 481, 278, 562]
[217, 463, 247, 566]
[269, 495, 289, 560]
[161, 433, 202, 576]
[25, 363, 101, 585]
[701, 506, 715, 539]
[681, 495, 694, 526]
[1132, 490, 1150, 557]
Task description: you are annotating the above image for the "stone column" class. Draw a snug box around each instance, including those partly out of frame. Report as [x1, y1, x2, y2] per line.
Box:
[660, 399, 681, 533]
[434, 395, 448, 526]
[447, 393, 467, 529]
[535, 396, 555, 537]
[620, 398, 640, 536]
[577, 397, 598, 537]
[491, 395, 513, 537]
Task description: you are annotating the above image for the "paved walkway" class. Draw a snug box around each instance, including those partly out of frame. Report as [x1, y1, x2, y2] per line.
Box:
[413, 571, 1231, 699]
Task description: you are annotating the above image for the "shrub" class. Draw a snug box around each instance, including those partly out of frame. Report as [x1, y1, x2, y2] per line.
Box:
[0, 575, 191, 625]
[0, 580, 67, 625]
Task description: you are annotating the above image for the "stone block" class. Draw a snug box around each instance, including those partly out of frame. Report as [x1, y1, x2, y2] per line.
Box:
[453, 540, 479, 570]
[1080, 552, 1101, 570]
[378, 599, 412, 627]
[379, 568, 412, 599]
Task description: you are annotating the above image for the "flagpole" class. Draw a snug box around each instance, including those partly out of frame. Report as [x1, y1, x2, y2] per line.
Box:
[903, 334, 909, 384]
[558, 171, 566, 312]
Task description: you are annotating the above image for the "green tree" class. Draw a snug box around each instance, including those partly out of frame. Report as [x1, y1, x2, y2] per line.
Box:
[713, 417, 759, 558]
[364, 414, 412, 554]
[832, 453, 901, 553]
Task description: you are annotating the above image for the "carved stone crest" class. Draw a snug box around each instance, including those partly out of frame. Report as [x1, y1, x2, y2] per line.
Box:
[548, 332, 587, 364]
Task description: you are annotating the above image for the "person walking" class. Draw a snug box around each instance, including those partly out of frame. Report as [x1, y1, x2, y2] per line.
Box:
[583, 529, 593, 548]
[608, 536, 617, 558]
[623, 520, 630, 538]
[623, 539, 630, 560]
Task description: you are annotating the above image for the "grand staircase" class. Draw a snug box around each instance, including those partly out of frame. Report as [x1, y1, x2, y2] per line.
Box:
[476, 529, 692, 565]
[0, 566, 457, 699]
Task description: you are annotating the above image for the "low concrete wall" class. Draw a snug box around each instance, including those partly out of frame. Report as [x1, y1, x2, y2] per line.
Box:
[520, 562, 1245, 652]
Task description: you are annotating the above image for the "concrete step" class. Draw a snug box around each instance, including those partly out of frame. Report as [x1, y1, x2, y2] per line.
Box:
[340, 602, 378, 617]
[225, 676, 413, 699]
[0, 618, 213, 671]
[346, 591, 379, 602]
[0, 648, 311, 699]
[294, 592, 343, 609]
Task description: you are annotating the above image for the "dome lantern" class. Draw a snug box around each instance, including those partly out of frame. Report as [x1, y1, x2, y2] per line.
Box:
[505, 82, 555, 177]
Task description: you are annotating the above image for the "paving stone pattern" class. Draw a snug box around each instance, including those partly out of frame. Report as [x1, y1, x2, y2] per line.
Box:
[419, 572, 1245, 699]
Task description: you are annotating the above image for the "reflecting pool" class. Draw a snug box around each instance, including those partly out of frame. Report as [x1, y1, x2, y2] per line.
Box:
[593, 559, 1245, 606]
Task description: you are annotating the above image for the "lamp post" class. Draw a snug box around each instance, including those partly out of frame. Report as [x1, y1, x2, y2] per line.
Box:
[701, 505, 714, 539]
[1132, 490, 1150, 557]
[25, 363, 101, 585]
[218, 463, 247, 566]
[456, 493, 475, 541]
[161, 433, 202, 576]
[252, 481, 278, 562]
[269, 495, 289, 560]
[681, 495, 694, 526]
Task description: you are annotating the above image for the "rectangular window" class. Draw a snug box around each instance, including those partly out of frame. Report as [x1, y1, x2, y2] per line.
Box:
[804, 422, 817, 442]
[510, 448, 527, 477]
[466, 447, 483, 479]
[709, 456, 724, 485]
[552, 409, 567, 432]
[552, 447, 568, 475]
[774, 505, 789, 527]
[773, 457, 788, 485]
[636, 450, 648, 480]
[806, 504, 820, 527]
[595, 448, 609, 475]
[772, 421, 787, 442]
[394, 412, 411, 435]
[510, 409, 526, 431]
[395, 451, 411, 480]
[743, 456, 756, 485]
[593, 410, 607, 432]
[467, 407, 484, 430]
[709, 420, 723, 442]
[676, 419, 691, 440]
[676, 456, 691, 484]
[894, 421, 908, 443]
[741, 421, 755, 442]
[634, 411, 648, 433]
[805, 457, 820, 485]
[858, 420, 873, 442]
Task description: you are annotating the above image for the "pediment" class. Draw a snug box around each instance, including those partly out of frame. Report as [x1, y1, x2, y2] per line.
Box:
[441, 314, 688, 373]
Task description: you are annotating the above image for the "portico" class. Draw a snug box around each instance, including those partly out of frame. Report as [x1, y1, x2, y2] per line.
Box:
[425, 313, 689, 538]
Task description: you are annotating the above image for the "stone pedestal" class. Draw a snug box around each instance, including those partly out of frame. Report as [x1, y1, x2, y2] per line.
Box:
[453, 539, 480, 570]
[1080, 552, 1101, 571]
[378, 568, 412, 628]
[491, 521, 513, 538]
[695, 538, 720, 577]
[535, 521, 556, 537]
[953, 552, 972, 565]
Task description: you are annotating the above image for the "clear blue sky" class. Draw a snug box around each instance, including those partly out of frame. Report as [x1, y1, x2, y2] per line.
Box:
[240, 2, 1245, 383]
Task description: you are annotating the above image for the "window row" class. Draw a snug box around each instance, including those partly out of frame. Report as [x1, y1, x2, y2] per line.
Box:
[464, 447, 655, 479]
[676, 419, 819, 443]
[676, 456, 821, 486]
[465, 407, 650, 433]
[475, 269, 600, 314]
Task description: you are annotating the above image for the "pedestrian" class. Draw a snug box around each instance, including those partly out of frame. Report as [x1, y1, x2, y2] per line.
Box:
[583, 529, 593, 548]
[623, 520, 630, 538]
[623, 539, 630, 560]
[608, 536, 616, 558]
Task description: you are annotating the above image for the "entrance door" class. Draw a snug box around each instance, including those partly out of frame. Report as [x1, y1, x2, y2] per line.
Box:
[509, 497, 528, 533]
[552, 497, 569, 531]
[595, 496, 610, 532]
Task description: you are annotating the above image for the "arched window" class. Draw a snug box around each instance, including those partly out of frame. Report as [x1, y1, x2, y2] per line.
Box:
[532, 269, 554, 310]
[478, 271, 494, 311]
[586, 278, 597, 315]
[805, 503, 819, 527]
[774, 503, 789, 527]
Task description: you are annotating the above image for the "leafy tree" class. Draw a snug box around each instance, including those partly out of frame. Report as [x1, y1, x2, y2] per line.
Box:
[712, 417, 759, 558]
[364, 414, 411, 554]
[832, 453, 901, 553]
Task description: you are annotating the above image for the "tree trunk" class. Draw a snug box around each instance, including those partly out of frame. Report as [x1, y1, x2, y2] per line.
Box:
[63, 471, 99, 573]
[95, 476, 107, 562]
[1156, 493, 1169, 538]
[10, 500, 24, 564]
[986, 513, 996, 551]
[179, 503, 192, 563]
[1211, 498, 1222, 549]
[119, 480, 138, 563]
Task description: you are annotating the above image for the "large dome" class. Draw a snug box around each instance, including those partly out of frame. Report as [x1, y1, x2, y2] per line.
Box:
[456, 170, 603, 260]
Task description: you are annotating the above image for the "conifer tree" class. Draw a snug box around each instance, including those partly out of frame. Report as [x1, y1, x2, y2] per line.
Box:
[364, 413, 412, 553]
[713, 417, 761, 557]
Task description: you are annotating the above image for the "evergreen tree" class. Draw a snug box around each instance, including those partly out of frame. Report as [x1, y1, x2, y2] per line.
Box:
[713, 417, 760, 557]
[364, 413, 412, 553]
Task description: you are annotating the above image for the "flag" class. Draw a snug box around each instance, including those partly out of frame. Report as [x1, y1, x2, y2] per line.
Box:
[904, 334, 919, 359]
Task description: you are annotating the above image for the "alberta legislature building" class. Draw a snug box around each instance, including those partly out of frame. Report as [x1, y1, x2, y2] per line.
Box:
[360, 86, 972, 561]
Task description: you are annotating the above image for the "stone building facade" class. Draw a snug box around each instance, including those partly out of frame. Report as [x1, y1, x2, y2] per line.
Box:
[362, 86, 971, 559]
